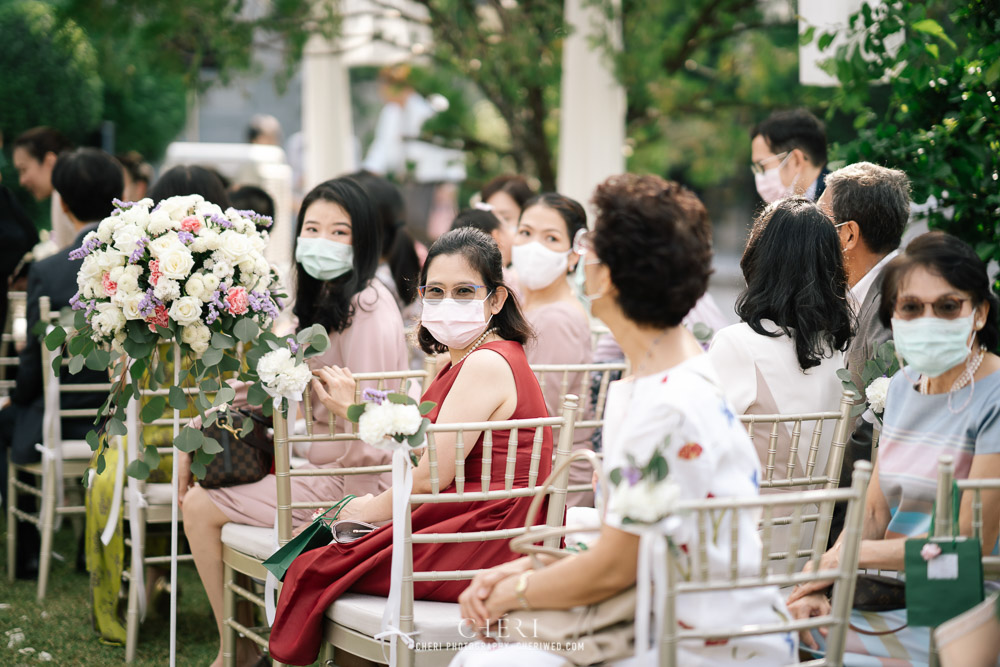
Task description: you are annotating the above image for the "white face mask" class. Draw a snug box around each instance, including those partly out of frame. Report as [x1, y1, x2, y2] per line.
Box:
[421, 295, 493, 349]
[511, 242, 570, 290]
[754, 153, 795, 203]
[295, 237, 354, 281]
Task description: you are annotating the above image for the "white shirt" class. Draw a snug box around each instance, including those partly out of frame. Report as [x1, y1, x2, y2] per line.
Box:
[849, 249, 899, 314]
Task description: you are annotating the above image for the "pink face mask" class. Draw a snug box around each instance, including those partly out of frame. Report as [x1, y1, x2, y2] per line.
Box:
[421, 295, 493, 349]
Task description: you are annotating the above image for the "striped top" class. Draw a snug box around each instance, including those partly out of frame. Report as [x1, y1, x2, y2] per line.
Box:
[878, 368, 1000, 539]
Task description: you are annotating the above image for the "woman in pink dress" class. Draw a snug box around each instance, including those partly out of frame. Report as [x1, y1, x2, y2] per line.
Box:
[511, 193, 595, 506]
[179, 177, 408, 667]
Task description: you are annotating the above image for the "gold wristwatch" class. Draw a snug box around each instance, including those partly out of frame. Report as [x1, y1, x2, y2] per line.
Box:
[514, 570, 532, 610]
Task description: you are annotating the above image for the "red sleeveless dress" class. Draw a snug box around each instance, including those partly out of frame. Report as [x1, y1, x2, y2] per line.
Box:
[268, 340, 553, 665]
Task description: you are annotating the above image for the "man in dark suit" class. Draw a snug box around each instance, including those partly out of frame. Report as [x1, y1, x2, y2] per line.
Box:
[3, 148, 122, 577]
[750, 108, 830, 204]
[819, 162, 911, 545]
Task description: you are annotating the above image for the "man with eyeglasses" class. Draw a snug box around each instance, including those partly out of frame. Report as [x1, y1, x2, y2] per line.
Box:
[818, 161, 912, 546]
[750, 108, 829, 203]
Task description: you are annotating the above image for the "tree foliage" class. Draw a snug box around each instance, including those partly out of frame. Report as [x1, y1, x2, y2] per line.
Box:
[0, 1, 102, 144]
[814, 1, 1000, 288]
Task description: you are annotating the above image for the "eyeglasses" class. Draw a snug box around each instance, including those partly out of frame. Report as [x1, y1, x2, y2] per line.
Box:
[750, 151, 789, 176]
[894, 296, 971, 321]
[418, 283, 487, 302]
[573, 228, 595, 256]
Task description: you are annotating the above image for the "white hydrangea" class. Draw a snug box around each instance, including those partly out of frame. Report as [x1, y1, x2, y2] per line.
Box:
[169, 296, 204, 327]
[91, 302, 126, 338]
[609, 478, 681, 525]
[389, 403, 423, 436]
[866, 376, 892, 415]
[358, 404, 397, 445]
[181, 322, 212, 355]
[158, 246, 195, 280]
[256, 348, 313, 408]
[153, 278, 181, 303]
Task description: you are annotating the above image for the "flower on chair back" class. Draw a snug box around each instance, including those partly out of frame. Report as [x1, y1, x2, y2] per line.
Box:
[347, 388, 436, 466]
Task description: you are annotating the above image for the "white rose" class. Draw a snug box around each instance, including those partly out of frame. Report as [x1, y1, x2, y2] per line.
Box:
[190, 229, 221, 254]
[153, 278, 181, 303]
[389, 403, 423, 436]
[358, 404, 396, 445]
[96, 248, 127, 274]
[91, 302, 126, 338]
[112, 224, 146, 255]
[181, 322, 212, 356]
[157, 194, 204, 219]
[148, 233, 183, 258]
[217, 230, 253, 263]
[168, 296, 204, 327]
[118, 293, 145, 320]
[866, 376, 892, 415]
[78, 255, 102, 291]
[159, 247, 195, 280]
[184, 273, 209, 300]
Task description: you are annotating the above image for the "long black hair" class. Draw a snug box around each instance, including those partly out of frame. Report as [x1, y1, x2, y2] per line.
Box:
[293, 177, 381, 333]
[346, 171, 420, 305]
[149, 165, 230, 208]
[416, 227, 533, 354]
[736, 197, 853, 370]
[522, 193, 587, 240]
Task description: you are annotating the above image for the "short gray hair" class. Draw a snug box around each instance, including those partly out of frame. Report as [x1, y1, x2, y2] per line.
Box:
[825, 162, 910, 254]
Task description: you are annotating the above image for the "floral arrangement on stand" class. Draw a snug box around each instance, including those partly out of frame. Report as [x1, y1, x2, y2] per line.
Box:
[41, 194, 321, 479]
[836, 340, 901, 427]
[346, 388, 435, 466]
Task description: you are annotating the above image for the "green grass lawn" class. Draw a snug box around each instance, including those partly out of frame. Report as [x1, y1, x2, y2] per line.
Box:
[1, 515, 219, 666]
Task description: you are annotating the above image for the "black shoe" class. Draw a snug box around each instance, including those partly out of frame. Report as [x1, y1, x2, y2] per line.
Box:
[15, 556, 39, 580]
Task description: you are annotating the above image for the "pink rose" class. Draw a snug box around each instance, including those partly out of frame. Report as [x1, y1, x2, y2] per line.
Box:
[102, 272, 118, 297]
[149, 259, 162, 286]
[180, 216, 202, 234]
[225, 286, 249, 316]
[146, 304, 169, 332]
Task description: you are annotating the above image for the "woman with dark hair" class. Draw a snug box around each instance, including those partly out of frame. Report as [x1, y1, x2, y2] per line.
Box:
[787, 231, 1000, 665]
[512, 193, 594, 506]
[709, 197, 852, 480]
[180, 177, 408, 667]
[480, 173, 535, 232]
[452, 207, 518, 293]
[267, 226, 552, 664]
[451, 175, 795, 667]
[347, 170, 421, 311]
[12, 126, 75, 247]
[148, 165, 231, 208]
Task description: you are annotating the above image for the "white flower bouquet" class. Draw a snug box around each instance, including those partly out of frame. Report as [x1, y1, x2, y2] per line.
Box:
[346, 389, 436, 466]
[43, 195, 295, 479]
[836, 340, 901, 427]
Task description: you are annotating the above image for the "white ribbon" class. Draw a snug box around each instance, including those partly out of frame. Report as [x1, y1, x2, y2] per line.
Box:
[40, 336, 65, 531]
[99, 440, 125, 546]
[634, 529, 669, 665]
[264, 508, 281, 626]
[379, 446, 415, 666]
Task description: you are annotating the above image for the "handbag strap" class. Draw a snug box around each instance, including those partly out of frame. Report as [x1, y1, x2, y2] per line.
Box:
[511, 450, 609, 568]
[849, 621, 908, 636]
[315, 494, 357, 524]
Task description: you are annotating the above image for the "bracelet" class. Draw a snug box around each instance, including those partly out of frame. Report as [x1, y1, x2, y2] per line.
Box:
[514, 570, 532, 611]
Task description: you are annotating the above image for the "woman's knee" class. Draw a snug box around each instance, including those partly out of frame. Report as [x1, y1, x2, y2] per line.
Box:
[182, 486, 222, 531]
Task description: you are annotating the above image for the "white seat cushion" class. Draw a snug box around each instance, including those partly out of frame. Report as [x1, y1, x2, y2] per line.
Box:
[326, 593, 468, 646]
[221, 522, 275, 560]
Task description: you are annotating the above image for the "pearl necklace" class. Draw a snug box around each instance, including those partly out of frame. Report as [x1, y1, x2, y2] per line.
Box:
[456, 327, 497, 364]
[919, 344, 986, 414]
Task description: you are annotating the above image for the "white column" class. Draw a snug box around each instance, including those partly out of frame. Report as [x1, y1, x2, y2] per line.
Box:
[556, 0, 626, 212]
[302, 35, 356, 190]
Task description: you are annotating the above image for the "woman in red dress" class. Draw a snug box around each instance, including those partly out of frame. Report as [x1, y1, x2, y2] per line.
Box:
[269, 226, 551, 665]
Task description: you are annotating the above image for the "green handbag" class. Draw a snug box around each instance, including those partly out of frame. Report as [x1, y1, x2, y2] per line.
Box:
[904, 482, 984, 627]
[262, 495, 355, 581]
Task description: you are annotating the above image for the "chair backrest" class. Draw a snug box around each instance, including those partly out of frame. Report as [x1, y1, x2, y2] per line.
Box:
[0, 290, 27, 396]
[935, 455, 1000, 576]
[738, 389, 855, 491]
[659, 460, 873, 667]
[529, 362, 628, 430]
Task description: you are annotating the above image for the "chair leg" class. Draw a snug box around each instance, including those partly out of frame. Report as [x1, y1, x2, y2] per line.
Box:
[6, 457, 15, 582]
[222, 561, 236, 667]
[126, 503, 148, 663]
[36, 457, 57, 601]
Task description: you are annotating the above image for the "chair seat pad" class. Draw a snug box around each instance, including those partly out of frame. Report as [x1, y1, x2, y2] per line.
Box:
[221, 522, 274, 560]
[60, 440, 95, 460]
[326, 593, 468, 646]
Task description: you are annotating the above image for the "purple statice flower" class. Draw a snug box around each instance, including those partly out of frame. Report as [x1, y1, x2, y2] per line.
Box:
[128, 237, 149, 264]
[286, 337, 300, 355]
[246, 290, 280, 321]
[112, 198, 136, 210]
[138, 289, 162, 318]
[69, 293, 85, 311]
[205, 285, 228, 324]
[151, 202, 161, 213]
[623, 467, 641, 486]
[84, 300, 97, 317]
[68, 236, 101, 260]
[209, 213, 233, 229]
[177, 231, 195, 245]
[362, 388, 388, 405]
[233, 209, 274, 229]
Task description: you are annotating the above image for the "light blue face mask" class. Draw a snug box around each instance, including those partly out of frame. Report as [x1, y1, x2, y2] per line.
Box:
[295, 236, 354, 281]
[891, 313, 975, 378]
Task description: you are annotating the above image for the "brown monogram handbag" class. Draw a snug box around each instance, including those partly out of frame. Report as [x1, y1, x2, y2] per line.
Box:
[198, 408, 273, 488]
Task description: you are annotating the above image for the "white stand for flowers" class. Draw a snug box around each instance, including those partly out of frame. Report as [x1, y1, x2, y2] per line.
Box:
[169, 342, 181, 667]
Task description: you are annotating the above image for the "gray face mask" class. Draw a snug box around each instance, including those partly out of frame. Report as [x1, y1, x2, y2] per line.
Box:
[295, 237, 354, 281]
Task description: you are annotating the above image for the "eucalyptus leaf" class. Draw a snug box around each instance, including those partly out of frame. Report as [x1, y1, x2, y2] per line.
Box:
[346, 403, 366, 423]
[386, 393, 410, 405]
[140, 396, 167, 423]
[194, 449, 215, 465]
[129, 358, 147, 384]
[218, 353, 241, 374]
[51, 354, 63, 377]
[202, 346, 224, 367]
[233, 318, 259, 343]
[143, 444, 161, 469]
[195, 393, 212, 413]
[106, 418, 128, 437]
[418, 401, 436, 415]
[246, 382, 269, 406]
[200, 377, 220, 392]
[212, 331, 235, 349]
[86, 430, 100, 451]
[96, 454, 106, 475]
[835, 368, 854, 383]
[173, 426, 205, 453]
[85, 348, 111, 371]
[169, 385, 188, 411]
[190, 461, 207, 480]
[609, 468, 622, 486]
[44, 326, 66, 351]
[214, 386, 236, 407]
[126, 459, 151, 479]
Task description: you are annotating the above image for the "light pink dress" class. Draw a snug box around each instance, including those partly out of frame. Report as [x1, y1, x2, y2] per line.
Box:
[524, 300, 595, 507]
[206, 280, 410, 527]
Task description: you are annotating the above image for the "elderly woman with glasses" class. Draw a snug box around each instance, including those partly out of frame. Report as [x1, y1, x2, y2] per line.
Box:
[787, 231, 1000, 665]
